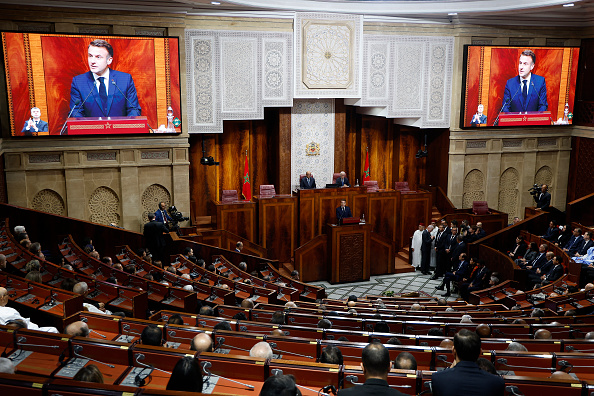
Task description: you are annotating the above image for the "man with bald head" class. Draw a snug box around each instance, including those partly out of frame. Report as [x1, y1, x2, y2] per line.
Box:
[0, 287, 58, 332]
[65, 321, 90, 337]
[241, 298, 254, 309]
[0, 254, 6, 272]
[300, 171, 316, 189]
[74, 282, 111, 315]
[534, 329, 552, 340]
[249, 341, 273, 360]
[191, 332, 213, 352]
[339, 341, 406, 395]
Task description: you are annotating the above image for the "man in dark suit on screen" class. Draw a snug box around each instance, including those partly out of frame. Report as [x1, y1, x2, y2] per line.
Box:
[501, 49, 547, 113]
[70, 39, 141, 118]
[336, 199, 352, 224]
[299, 171, 316, 189]
[431, 329, 504, 396]
[21, 107, 48, 135]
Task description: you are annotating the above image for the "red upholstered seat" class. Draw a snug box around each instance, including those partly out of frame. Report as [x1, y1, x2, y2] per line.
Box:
[472, 200, 490, 215]
[332, 173, 344, 184]
[259, 184, 276, 198]
[394, 181, 411, 191]
[363, 180, 379, 192]
[221, 189, 238, 203]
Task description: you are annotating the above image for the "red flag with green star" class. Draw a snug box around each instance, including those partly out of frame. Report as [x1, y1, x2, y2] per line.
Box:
[242, 152, 252, 200]
[363, 150, 371, 182]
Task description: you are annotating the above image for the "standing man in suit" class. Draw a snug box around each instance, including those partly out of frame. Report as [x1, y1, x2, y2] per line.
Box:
[155, 202, 172, 225]
[501, 49, 548, 113]
[143, 213, 169, 261]
[420, 225, 434, 275]
[21, 107, 48, 135]
[434, 224, 448, 278]
[70, 39, 141, 118]
[338, 341, 406, 395]
[534, 184, 551, 210]
[336, 171, 350, 187]
[431, 329, 504, 396]
[336, 199, 352, 223]
[299, 171, 316, 189]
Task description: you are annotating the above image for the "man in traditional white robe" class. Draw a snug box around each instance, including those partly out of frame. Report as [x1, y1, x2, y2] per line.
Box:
[411, 224, 425, 268]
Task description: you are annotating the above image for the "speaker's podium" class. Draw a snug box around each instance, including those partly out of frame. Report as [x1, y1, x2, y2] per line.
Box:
[327, 219, 372, 284]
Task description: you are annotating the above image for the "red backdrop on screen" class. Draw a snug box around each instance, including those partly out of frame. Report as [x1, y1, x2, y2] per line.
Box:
[2, 33, 181, 136]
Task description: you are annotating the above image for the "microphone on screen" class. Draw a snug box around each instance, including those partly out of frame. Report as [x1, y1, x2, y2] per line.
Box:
[493, 84, 521, 126]
[111, 79, 154, 132]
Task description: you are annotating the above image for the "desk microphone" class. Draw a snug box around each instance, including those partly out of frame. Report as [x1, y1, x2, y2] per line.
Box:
[531, 81, 549, 117]
[111, 79, 155, 132]
[59, 99, 80, 135]
[493, 84, 521, 126]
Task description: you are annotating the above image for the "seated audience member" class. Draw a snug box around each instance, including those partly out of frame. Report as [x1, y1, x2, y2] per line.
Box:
[460, 315, 473, 324]
[585, 331, 594, 340]
[476, 222, 486, 239]
[112, 263, 124, 271]
[167, 314, 185, 325]
[576, 231, 594, 256]
[320, 345, 343, 365]
[438, 253, 470, 297]
[25, 259, 40, 273]
[259, 374, 299, 396]
[14, 225, 27, 240]
[428, 327, 445, 336]
[439, 339, 454, 349]
[533, 255, 565, 288]
[475, 324, 491, 338]
[530, 308, 545, 318]
[291, 270, 300, 281]
[73, 364, 104, 383]
[101, 256, 113, 266]
[213, 321, 232, 331]
[166, 357, 203, 393]
[250, 341, 274, 360]
[270, 329, 286, 337]
[190, 333, 213, 352]
[0, 287, 58, 332]
[431, 330, 504, 396]
[0, 254, 6, 272]
[526, 251, 554, 287]
[183, 247, 198, 264]
[141, 325, 163, 346]
[233, 312, 248, 321]
[508, 236, 528, 260]
[534, 329, 552, 339]
[199, 306, 214, 317]
[339, 341, 406, 395]
[506, 342, 528, 352]
[542, 220, 560, 242]
[238, 262, 248, 272]
[563, 228, 584, 256]
[29, 242, 44, 259]
[519, 243, 547, 269]
[0, 357, 16, 374]
[555, 225, 572, 247]
[61, 278, 77, 292]
[317, 318, 332, 329]
[270, 311, 285, 325]
[393, 352, 417, 370]
[515, 242, 539, 267]
[476, 358, 498, 375]
[386, 337, 402, 345]
[65, 321, 89, 337]
[73, 282, 111, 315]
[25, 270, 42, 283]
[459, 259, 489, 301]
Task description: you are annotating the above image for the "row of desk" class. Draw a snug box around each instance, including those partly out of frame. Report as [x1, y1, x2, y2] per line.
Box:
[209, 187, 433, 265]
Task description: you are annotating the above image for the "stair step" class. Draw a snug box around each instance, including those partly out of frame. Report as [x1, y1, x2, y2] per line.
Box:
[394, 256, 415, 274]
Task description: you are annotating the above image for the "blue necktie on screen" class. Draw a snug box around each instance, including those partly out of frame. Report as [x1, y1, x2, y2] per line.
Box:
[98, 77, 107, 113]
[522, 79, 527, 109]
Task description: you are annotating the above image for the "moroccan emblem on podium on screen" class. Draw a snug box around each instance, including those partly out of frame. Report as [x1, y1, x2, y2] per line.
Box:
[306, 141, 320, 156]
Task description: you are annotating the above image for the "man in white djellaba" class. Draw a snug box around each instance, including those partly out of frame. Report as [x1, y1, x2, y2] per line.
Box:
[411, 223, 425, 269]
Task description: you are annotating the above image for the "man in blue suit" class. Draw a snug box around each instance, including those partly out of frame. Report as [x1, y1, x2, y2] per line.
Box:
[155, 202, 172, 225]
[336, 171, 350, 187]
[21, 107, 48, 135]
[501, 49, 548, 113]
[70, 39, 141, 118]
[336, 199, 352, 223]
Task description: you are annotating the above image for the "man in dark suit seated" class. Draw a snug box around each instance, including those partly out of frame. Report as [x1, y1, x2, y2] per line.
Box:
[526, 251, 554, 288]
[563, 228, 584, 256]
[518, 243, 547, 269]
[155, 202, 173, 224]
[431, 329, 504, 396]
[533, 184, 551, 210]
[533, 255, 564, 288]
[143, 213, 169, 261]
[336, 199, 352, 223]
[339, 341, 406, 395]
[575, 231, 594, 257]
[542, 220, 560, 242]
[501, 49, 548, 113]
[21, 107, 49, 136]
[299, 171, 316, 189]
[70, 39, 141, 118]
[336, 171, 350, 187]
[508, 235, 528, 260]
[448, 235, 466, 274]
[459, 259, 489, 301]
[437, 253, 470, 297]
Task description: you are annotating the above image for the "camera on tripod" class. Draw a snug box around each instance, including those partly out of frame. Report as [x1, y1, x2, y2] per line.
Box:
[528, 184, 541, 196]
[167, 206, 189, 233]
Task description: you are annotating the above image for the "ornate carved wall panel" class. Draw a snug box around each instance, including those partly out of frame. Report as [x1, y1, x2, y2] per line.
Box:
[141, 184, 171, 223]
[462, 169, 485, 209]
[498, 167, 519, 223]
[31, 189, 65, 216]
[294, 13, 362, 98]
[291, 99, 335, 189]
[185, 29, 293, 133]
[88, 186, 121, 226]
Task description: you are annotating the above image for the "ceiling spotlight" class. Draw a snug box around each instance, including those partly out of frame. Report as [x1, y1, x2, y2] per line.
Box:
[211, 1, 221, 5]
[562, 3, 574, 6]
[448, 12, 458, 16]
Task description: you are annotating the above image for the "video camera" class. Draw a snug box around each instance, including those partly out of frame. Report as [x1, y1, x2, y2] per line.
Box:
[167, 205, 189, 234]
[528, 184, 542, 196]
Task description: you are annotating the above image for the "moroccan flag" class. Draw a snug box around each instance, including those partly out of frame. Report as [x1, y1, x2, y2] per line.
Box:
[242, 152, 252, 200]
[363, 151, 371, 182]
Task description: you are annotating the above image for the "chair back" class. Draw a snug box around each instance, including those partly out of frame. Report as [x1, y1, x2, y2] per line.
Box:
[364, 180, 379, 193]
[221, 190, 238, 203]
[472, 201, 489, 215]
[259, 185, 276, 198]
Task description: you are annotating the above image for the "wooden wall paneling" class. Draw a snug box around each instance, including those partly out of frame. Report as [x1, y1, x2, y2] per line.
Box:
[343, 106, 358, 178]
[255, 196, 296, 262]
[567, 136, 594, 203]
[335, 99, 347, 173]
[398, 191, 432, 249]
[220, 121, 250, 196]
[328, 223, 371, 283]
[397, 128, 424, 191]
[368, 192, 398, 242]
[425, 128, 450, 192]
[297, 189, 316, 246]
[278, 108, 292, 195]
[190, 134, 218, 219]
[295, 234, 328, 282]
[360, 116, 393, 189]
[251, 119, 270, 196]
[209, 201, 256, 242]
[369, 232, 396, 276]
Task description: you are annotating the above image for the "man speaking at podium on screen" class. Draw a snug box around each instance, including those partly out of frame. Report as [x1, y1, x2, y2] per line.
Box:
[70, 39, 141, 118]
[501, 49, 548, 113]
